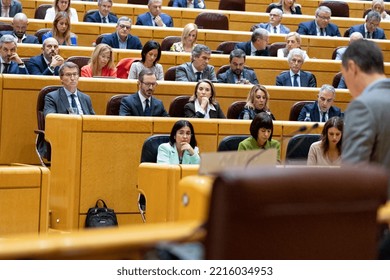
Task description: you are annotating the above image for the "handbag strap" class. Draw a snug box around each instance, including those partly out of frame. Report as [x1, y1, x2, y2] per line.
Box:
[95, 199, 108, 208]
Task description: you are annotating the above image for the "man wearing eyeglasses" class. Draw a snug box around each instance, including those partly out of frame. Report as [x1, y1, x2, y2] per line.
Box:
[84, 0, 118, 24]
[297, 6, 341, 37]
[44, 62, 95, 116]
[119, 69, 169, 116]
[251, 8, 290, 34]
[101, 16, 142, 50]
[136, 0, 173, 27]
[349, 11, 386, 39]
[298, 84, 343, 122]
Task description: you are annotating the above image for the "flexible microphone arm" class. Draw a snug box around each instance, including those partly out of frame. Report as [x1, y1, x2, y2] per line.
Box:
[285, 123, 319, 160]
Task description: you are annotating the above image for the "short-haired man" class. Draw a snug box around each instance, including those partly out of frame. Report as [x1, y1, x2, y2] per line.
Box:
[235, 28, 269, 56]
[84, 0, 118, 23]
[172, 0, 205, 9]
[0, 13, 39, 44]
[136, 0, 173, 27]
[298, 84, 342, 122]
[217, 49, 259, 85]
[297, 6, 341, 37]
[0, 34, 28, 74]
[275, 48, 316, 87]
[101, 17, 142, 49]
[251, 8, 290, 34]
[175, 44, 217, 82]
[26, 37, 64, 75]
[335, 32, 363, 61]
[349, 11, 386, 39]
[0, 0, 22, 18]
[119, 69, 169, 116]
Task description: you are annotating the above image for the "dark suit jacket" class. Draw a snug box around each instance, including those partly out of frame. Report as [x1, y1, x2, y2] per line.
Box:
[256, 23, 290, 34]
[101, 32, 142, 50]
[184, 101, 226, 119]
[4, 61, 28, 74]
[136, 12, 173, 27]
[235, 41, 269, 56]
[217, 68, 259, 84]
[349, 24, 386, 39]
[84, 11, 118, 23]
[172, 0, 205, 8]
[26, 54, 59, 76]
[119, 93, 169, 116]
[298, 101, 343, 122]
[297, 20, 341, 37]
[275, 70, 317, 87]
[44, 87, 95, 117]
[0, 0, 22, 17]
[175, 62, 217, 82]
[0, 31, 39, 44]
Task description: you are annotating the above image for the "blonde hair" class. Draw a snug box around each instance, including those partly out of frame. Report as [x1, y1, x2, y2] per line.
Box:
[181, 23, 198, 48]
[245, 84, 270, 111]
[89, 43, 115, 76]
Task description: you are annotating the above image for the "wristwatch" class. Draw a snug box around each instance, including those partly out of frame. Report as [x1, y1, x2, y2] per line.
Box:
[49, 65, 55, 71]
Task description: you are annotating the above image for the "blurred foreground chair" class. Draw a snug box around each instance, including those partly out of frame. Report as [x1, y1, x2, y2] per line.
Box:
[205, 165, 388, 259]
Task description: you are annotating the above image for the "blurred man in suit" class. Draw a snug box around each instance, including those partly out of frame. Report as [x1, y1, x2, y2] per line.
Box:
[101, 16, 142, 50]
[175, 44, 217, 82]
[349, 11, 386, 39]
[0, 34, 28, 74]
[0, 0, 22, 18]
[235, 28, 270, 56]
[119, 69, 168, 116]
[136, 0, 173, 27]
[335, 32, 363, 60]
[217, 49, 259, 85]
[0, 13, 39, 44]
[44, 62, 95, 116]
[297, 6, 341, 37]
[172, 0, 205, 8]
[275, 48, 316, 87]
[84, 0, 118, 23]
[26, 37, 64, 75]
[251, 8, 290, 34]
[298, 84, 342, 122]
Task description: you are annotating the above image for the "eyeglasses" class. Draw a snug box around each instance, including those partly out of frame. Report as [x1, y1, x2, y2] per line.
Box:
[141, 82, 158, 87]
[63, 73, 79, 77]
[118, 24, 131, 30]
[177, 131, 192, 136]
[319, 96, 334, 103]
[317, 15, 331, 20]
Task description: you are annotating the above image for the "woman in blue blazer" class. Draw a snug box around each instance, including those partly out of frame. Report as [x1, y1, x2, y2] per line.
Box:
[157, 120, 200, 164]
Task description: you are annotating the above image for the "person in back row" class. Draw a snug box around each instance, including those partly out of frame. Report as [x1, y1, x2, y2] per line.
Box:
[0, 13, 39, 44]
[297, 6, 341, 37]
[172, 0, 205, 9]
[119, 69, 169, 116]
[101, 17, 142, 50]
[349, 11, 386, 39]
[136, 0, 173, 27]
[0, 0, 22, 18]
[45, 0, 78, 23]
[251, 8, 290, 34]
[0, 34, 28, 74]
[84, 0, 118, 24]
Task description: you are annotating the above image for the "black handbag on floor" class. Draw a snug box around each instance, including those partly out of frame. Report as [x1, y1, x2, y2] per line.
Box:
[85, 199, 118, 228]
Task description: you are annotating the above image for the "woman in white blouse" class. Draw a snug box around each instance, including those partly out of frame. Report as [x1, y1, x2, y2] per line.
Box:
[45, 0, 79, 23]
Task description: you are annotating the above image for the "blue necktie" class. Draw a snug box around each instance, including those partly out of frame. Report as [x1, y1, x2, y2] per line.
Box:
[320, 28, 325, 36]
[273, 26, 277, 34]
[3, 63, 9, 73]
[293, 74, 299, 87]
[144, 99, 151, 116]
[196, 72, 201, 81]
[70, 94, 78, 114]
[102, 17, 107, 23]
[321, 112, 326, 122]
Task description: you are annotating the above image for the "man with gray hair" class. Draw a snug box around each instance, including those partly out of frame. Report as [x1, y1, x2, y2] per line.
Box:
[136, 0, 173, 27]
[297, 6, 341, 36]
[335, 31, 363, 61]
[84, 0, 118, 23]
[175, 44, 217, 82]
[217, 48, 259, 84]
[235, 28, 269, 56]
[0, 34, 28, 74]
[0, 13, 39, 44]
[275, 48, 316, 87]
[298, 84, 343, 122]
[349, 11, 386, 39]
[101, 16, 142, 49]
[251, 8, 290, 34]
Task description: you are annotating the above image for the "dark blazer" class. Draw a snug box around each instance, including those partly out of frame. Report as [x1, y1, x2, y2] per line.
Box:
[275, 70, 317, 87]
[101, 32, 142, 50]
[349, 24, 386, 39]
[119, 93, 169, 116]
[268, 3, 302, 14]
[136, 12, 173, 27]
[84, 10, 118, 23]
[3, 61, 28, 74]
[337, 76, 347, 89]
[44, 87, 95, 117]
[297, 20, 341, 37]
[256, 23, 290, 34]
[172, 0, 205, 8]
[184, 101, 226, 119]
[235, 41, 269, 56]
[0, 31, 39, 44]
[26, 54, 59, 76]
[298, 101, 343, 122]
[0, 0, 22, 17]
[175, 62, 217, 82]
[217, 68, 259, 84]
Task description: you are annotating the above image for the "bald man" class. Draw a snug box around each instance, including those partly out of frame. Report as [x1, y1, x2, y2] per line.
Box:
[0, 13, 39, 44]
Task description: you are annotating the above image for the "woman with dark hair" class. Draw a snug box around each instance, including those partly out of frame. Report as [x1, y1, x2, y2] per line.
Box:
[239, 84, 275, 120]
[238, 112, 281, 161]
[307, 116, 343, 166]
[157, 120, 200, 164]
[128, 40, 163, 80]
[42, 11, 77, 46]
[81, 43, 116, 77]
[45, 0, 79, 22]
[267, 0, 302, 15]
[184, 79, 226, 119]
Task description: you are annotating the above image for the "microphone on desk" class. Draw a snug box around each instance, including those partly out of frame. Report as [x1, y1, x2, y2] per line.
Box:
[285, 122, 319, 163]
